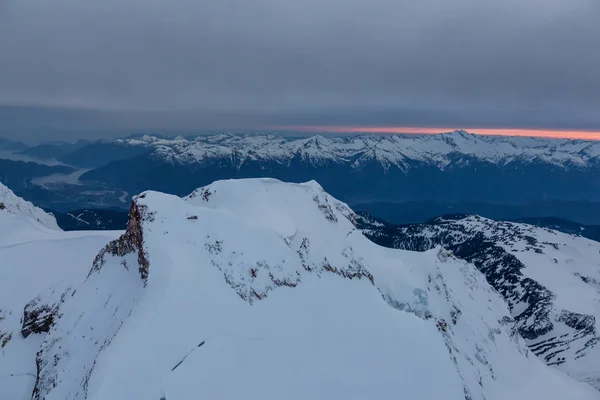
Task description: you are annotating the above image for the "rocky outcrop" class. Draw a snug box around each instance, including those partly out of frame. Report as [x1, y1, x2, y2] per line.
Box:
[89, 198, 153, 284]
[21, 298, 59, 339]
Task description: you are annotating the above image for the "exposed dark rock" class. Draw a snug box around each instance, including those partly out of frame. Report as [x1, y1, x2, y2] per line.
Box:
[312, 194, 338, 223]
[322, 259, 375, 284]
[21, 298, 59, 339]
[0, 331, 13, 348]
[205, 240, 223, 255]
[187, 187, 214, 202]
[89, 199, 153, 284]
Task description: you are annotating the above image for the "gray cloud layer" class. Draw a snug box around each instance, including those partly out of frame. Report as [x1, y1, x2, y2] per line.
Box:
[1, 0, 599, 140]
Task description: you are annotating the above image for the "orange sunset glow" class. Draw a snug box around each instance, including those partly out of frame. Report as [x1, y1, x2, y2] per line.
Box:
[277, 126, 600, 141]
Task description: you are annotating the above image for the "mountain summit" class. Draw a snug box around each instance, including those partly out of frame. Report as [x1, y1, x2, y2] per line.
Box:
[0, 178, 593, 399]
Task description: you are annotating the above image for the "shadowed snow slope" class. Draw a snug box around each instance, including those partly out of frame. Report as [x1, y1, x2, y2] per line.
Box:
[6, 179, 599, 400]
[0, 183, 121, 400]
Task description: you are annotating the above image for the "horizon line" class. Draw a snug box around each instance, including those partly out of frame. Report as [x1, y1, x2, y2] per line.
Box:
[273, 126, 600, 140]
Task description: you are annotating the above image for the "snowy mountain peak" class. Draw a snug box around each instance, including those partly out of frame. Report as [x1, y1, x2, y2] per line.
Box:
[441, 129, 480, 145]
[0, 182, 59, 231]
[110, 131, 600, 170]
[444, 129, 471, 137]
[24, 179, 600, 400]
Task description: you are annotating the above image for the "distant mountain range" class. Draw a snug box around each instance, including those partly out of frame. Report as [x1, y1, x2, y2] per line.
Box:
[77, 131, 600, 204]
[0, 137, 27, 151]
[352, 200, 600, 225]
[511, 216, 600, 242]
[2, 130, 600, 223]
[19, 140, 91, 160]
[356, 212, 600, 243]
[0, 159, 74, 192]
[80, 131, 600, 223]
[16, 139, 149, 168]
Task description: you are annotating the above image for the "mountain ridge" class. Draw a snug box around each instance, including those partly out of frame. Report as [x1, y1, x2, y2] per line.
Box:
[100, 130, 600, 169]
[359, 213, 600, 389]
[77, 131, 600, 209]
[3, 179, 599, 399]
[3, 131, 599, 222]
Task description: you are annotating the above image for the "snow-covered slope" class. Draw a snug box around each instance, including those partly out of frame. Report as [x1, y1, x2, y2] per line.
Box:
[0, 184, 121, 399]
[361, 214, 600, 389]
[21, 179, 599, 399]
[114, 130, 600, 169]
[0, 182, 59, 235]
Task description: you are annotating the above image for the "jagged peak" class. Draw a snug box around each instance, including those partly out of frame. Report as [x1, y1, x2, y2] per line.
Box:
[124, 131, 600, 170]
[89, 198, 151, 284]
[444, 129, 471, 137]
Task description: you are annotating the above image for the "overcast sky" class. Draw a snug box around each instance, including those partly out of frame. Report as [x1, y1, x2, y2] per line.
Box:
[1, 0, 599, 141]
